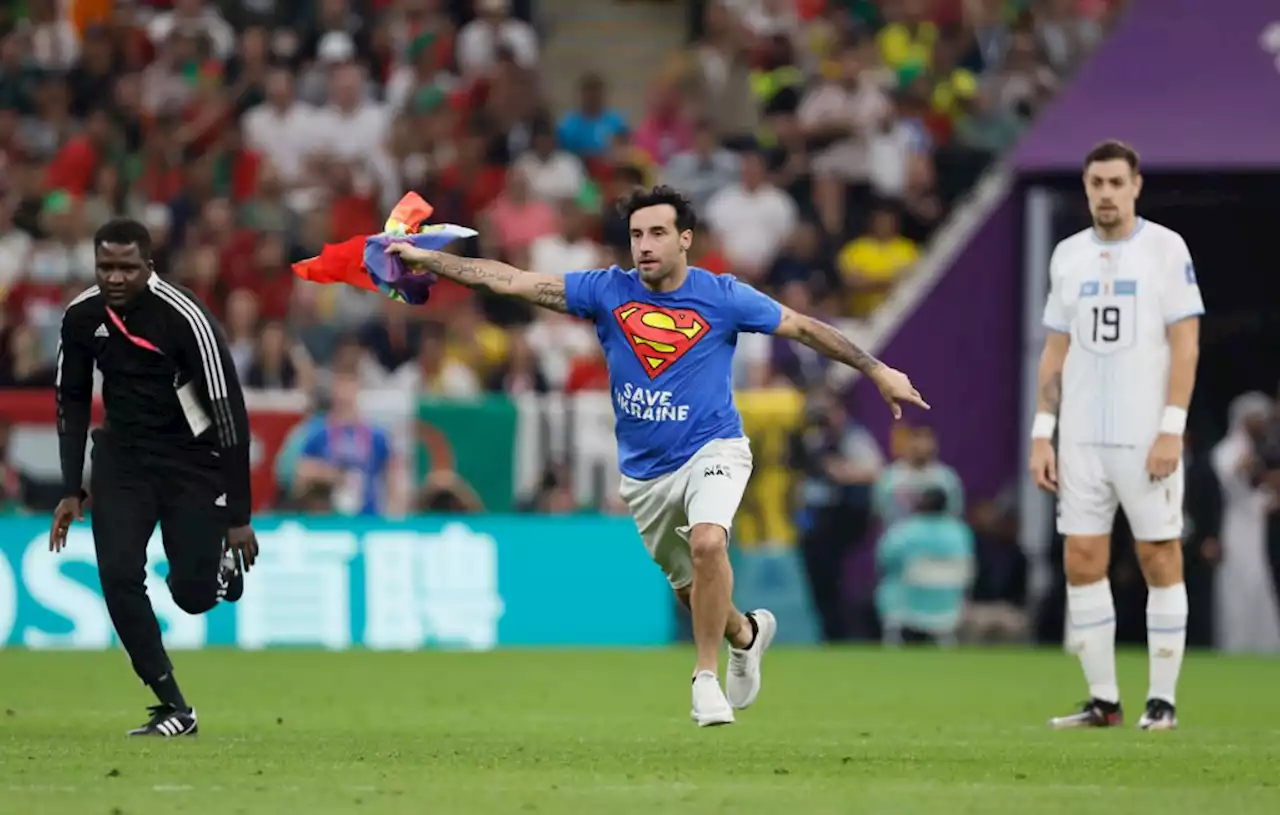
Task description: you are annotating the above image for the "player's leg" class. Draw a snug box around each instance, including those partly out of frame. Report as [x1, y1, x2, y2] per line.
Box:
[682, 521, 739, 725]
[685, 521, 733, 674]
[620, 470, 734, 726]
[89, 440, 195, 736]
[682, 438, 776, 711]
[1114, 448, 1187, 731]
[157, 457, 234, 617]
[672, 585, 753, 650]
[1050, 443, 1124, 728]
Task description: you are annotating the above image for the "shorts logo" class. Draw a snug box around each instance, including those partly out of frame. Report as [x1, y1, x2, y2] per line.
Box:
[704, 464, 729, 478]
[612, 302, 710, 379]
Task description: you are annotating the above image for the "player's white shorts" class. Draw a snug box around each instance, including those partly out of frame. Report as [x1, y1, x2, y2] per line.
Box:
[1057, 443, 1184, 542]
[619, 437, 753, 589]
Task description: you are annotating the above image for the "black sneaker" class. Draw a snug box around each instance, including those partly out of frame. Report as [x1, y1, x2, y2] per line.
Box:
[1049, 699, 1123, 729]
[216, 544, 243, 603]
[128, 704, 198, 737]
[1138, 699, 1177, 731]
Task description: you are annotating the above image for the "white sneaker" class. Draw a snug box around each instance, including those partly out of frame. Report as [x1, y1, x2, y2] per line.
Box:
[690, 670, 735, 727]
[726, 609, 776, 710]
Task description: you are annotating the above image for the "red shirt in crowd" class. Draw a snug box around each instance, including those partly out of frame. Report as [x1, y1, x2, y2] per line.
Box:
[564, 355, 610, 393]
[221, 269, 293, 322]
[328, 192, 380, 243]
[436, 163, 506, 224]
[228, 148, 262, 203]
[45, 135, 99, 195]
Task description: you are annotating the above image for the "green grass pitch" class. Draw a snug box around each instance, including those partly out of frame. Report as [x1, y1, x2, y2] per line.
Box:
[3, 647, 1279, 814]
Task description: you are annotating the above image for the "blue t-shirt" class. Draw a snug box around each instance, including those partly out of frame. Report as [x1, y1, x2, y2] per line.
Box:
[556, 110, 629, 157]
[565, 266, 784, 480]
[300, 419, 392, 516]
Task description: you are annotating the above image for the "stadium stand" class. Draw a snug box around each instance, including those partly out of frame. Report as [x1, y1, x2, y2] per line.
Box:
[0, 0, 1123, 643]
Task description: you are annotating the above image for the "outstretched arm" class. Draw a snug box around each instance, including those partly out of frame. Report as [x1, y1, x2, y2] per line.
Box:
[774, 305, 881, 374]
[385, 245, 568, 313]
[772, 305, 929, 418]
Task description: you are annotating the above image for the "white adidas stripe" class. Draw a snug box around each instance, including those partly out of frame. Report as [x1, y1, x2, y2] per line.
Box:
[148, 278, 236, 446]
[156, 713, 196, 736]
[67, 285, 100, 308]
[55, 286, 100, 391]
[149, 278, 226, 399]
[150, 282, 234, 445]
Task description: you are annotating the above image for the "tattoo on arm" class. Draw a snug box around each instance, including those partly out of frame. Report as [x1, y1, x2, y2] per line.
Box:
[794, 316, 880, 374]
[1039, 373, 1062, 413]
[415, 253, 516, 295]
[530, 280, 567, 311]
[414, 252, 569, 313]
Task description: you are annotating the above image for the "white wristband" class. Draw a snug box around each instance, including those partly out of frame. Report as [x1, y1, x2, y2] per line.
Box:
[1160, 406, 1188, 436]
[1030, 412, 1057, 439]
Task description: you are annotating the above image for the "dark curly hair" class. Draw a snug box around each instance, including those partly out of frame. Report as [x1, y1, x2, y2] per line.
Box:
[616, 185, 698, 233]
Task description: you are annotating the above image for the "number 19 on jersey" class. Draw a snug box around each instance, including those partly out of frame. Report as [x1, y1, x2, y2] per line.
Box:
[1077, 281, 1136, 355]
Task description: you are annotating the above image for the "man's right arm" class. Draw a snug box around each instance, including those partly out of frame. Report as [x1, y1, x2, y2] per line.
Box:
[1034, 248, 1070, 433]
[389, 247, 570, 313]
[56, 312, 95, 500]
[1029, 330, 1069, 491]
[1036, 332, 1069, 417]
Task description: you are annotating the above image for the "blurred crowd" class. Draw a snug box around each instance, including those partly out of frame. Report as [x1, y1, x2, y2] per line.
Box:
[0, 0, 1123, 641]
[789, 390, 1025, 643]
[0, 0, 1123, 402]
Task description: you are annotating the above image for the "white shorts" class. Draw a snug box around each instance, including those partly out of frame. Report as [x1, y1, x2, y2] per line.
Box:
[1057, 443, 1184, 542]
[619, 437, 753, 590]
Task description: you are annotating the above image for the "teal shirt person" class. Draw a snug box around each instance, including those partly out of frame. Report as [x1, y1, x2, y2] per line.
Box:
[872, 460, 964, 526]
[876, 488, 975, 638]
[872, 425, 964, 526]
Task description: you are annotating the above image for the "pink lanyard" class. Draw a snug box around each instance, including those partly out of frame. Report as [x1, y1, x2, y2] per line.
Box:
[105, 306, 163, 355]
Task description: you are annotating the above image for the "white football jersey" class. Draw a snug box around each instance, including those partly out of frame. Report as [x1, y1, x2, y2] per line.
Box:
[1042, 218, 1204, 447]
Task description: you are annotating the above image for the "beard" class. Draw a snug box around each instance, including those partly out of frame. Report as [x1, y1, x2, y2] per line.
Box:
[1092, 207, 1121, 226]
[636, 259, 673, 281]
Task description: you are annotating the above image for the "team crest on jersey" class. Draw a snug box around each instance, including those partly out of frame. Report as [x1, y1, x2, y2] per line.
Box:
[612, 302, 711, 379]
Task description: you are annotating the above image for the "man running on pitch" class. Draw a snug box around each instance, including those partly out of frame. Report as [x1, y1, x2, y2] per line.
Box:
[387, 185, 929, 726]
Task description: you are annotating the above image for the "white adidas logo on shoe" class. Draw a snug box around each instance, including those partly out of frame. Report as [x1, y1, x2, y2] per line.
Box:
[154, 709, 197, 736]
[128, 705, 198, 737]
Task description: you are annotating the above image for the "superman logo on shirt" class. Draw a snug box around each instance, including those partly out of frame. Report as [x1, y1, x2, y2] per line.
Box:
[612, 302, 711, 379]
